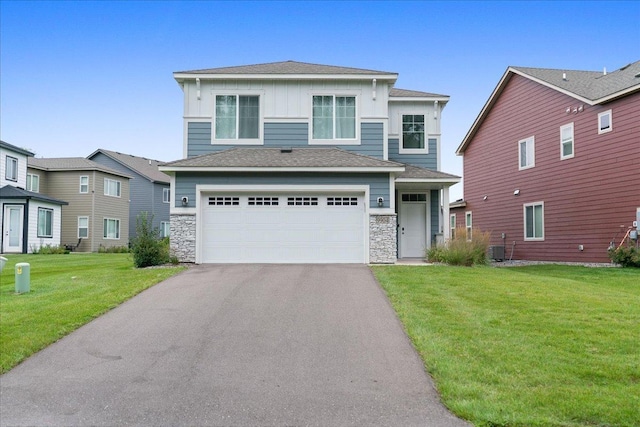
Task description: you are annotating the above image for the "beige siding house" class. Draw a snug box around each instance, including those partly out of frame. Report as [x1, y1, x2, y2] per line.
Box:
[28, 158, 131, 252]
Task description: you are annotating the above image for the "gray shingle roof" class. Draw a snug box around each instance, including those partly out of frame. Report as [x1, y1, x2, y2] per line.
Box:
[28, 157, 132, 178]
[0, 185, 68, 205]
[397, 165, 460, 181]
[512, 60, 640, 101]
[175, 60, 397, 76]
[88, 149, 170, 183]
[162, 148, 404, 169]
[389, 88, 449, 98]
[0, 140, 34, 157]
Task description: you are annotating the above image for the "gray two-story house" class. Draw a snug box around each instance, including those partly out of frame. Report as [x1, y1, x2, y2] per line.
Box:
[88, 149, 171, 239]
[160, 61, 460, 264]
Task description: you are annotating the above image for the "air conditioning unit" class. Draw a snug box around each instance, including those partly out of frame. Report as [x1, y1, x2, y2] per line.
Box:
[488, 245, 505, 261]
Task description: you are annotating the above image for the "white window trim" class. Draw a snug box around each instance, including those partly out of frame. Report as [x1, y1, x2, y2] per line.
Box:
[27, 173, 40, 192]
[523, 201, 545, 241]
[163, 188, 170, 203]
[399, 113, 429, 154]
[465, 211, 472, 240]
[5, 156, 18, 181]
[598, 109, 612, 134]
[79, 176, 89, 194]
[78, 216, 89, 239]
[104, 178, 121, 198]
[37, 207, 53, 238]
[309, 93, 360, 145]
[560, 122, 575, 160]
[103, 217, 121, 240]
[518, 136, 535, 170]
[212, 91, 264, 145]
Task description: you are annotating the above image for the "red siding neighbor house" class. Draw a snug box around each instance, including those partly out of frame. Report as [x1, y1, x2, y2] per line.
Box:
[453, 61, 640, 263]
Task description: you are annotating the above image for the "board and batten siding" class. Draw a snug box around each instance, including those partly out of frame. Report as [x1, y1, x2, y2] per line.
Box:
[388, 138, 438, 169]
[187, 122, 384, 159]
[174, 172, 391, 209]
[461, 74, 640, 263]
[90, 152, 169, 238]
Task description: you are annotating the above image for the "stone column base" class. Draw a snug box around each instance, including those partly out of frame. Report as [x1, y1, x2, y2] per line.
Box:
[369, 213, 397, 263]
[170, 213, 196, 263]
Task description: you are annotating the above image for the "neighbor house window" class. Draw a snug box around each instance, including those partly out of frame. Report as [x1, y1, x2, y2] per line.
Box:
[103, 218, 120, 239]
[598, 110, 612, 134]
[402, 115, 425, 150]
[37, 208, 53, 238]
[79, 176, 89, 193]
[524, 202, 544, 240]
[26, 173, 39, 192]
[519, 136, 535, 170]
[163, 188, 170, 203]
[161, 221, 170, 238]
[312, 95, 356, 140]
[450, 214, 456, 239]
[5, 156, 18, 181]
[560, 123, 574, 159]
[104, 178, 121, 197]
[215, 95, 259, 140]
[465, 211, 472, 240]
[78, 216, 89, 238]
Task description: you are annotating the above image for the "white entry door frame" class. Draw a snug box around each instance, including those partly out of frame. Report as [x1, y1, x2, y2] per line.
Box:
[3, 205, 25, 253]
[398, 192, 430, 258]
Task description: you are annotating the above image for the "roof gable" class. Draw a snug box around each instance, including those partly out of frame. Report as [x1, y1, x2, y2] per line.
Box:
[28, 157, 132, 178]
[457, 60, 640, 154]
[88, 149, 170, 184]
[0, 140, 34, 157]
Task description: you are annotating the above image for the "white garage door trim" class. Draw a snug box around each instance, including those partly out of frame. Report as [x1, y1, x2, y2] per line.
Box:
[195, 185, 370, 264]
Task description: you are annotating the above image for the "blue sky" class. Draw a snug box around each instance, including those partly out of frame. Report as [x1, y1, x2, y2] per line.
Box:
[1, 1, 638, 201]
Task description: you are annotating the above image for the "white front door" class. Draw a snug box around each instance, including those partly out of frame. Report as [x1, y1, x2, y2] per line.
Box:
[3, 206, 24, 253]
[399, 194, 428, 258]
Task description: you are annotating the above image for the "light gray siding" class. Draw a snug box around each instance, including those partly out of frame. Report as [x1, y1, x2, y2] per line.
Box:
[174, 172, 391, 209]
[90, 152, 170, 238]
[388, 138, 438, 169]
[187, 122, 384, 159]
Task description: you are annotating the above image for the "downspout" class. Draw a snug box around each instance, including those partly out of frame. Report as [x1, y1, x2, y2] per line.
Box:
[91, 170, 96, 252]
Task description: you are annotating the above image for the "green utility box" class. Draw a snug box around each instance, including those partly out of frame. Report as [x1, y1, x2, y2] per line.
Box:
[15, 262, 30, 293]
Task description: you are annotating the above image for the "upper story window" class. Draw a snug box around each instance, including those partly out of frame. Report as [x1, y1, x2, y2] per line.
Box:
[560, 123, 574, 160]
[402, 115, 425, 151]
[104, 178, 121, 197]
[79, 176, 89, 193]
[163, 188, 170, 203]
[598, 110, 612, 134]
[518, 136, 535, 170]
[311, 95, 356, 142]
[5, 156, 18, 181]
[214, 95, 259, 140]
[524, 202, 544, 241]
[26, 173, 39, 192]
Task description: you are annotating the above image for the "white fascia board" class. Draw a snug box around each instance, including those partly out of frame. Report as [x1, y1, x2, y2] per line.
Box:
[395, 177, 461, 185]
[595, 84, 640, 104]
[174, 73, 398, 82]
[159, 166, 405, 173]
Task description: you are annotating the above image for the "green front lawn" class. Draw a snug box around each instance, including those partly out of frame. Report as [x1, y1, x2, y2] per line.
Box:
[372, 265, 640, 427]
[0, 254, 184, 374]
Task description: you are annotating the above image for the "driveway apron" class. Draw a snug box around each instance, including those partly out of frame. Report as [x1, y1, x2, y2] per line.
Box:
[0, 264, 469, 426]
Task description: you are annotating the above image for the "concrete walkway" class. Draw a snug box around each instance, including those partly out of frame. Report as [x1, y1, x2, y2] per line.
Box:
[0, 264, 470, 426]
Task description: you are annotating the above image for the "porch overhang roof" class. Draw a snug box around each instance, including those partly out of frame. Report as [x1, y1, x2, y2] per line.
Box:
[0, 185, 68, 205]
[394, 165, 461, 186]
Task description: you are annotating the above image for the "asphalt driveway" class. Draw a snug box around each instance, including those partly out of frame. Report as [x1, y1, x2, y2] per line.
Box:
[0, 264, 469, 426]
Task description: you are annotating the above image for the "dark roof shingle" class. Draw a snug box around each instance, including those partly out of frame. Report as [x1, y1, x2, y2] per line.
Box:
[0, 185, 68, 205]
[175, 60, 397, 76]
[89, 149, 170, 183]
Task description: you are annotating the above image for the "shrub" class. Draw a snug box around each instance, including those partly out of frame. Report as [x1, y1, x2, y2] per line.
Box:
[98, 245, 130, 254]
[130, 212, 169, 268]
[30, 244, 69, 255]
[608, 245, 640, 268]
[427, 227, 490, 266]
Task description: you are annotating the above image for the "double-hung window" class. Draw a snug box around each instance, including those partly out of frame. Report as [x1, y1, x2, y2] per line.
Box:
[524, 202, 544, 240]
[518, 136, 535, 170]
[312, 95, 356, 141]
[560, 123, 574, 159]
[5, 156, 18, 181]
[103, 218, 120, 239]
[161, 221, 170, 238]
[215, 95, 259, 140]
[598, 110, 612, 134]
[78, 216, 89, 238]
[104, 178, 121, 197]
[450, 214, 456, 239]
[26, 173, 40, 192]
[37, 208, 53, 238]
[79, 176, 89, 193]
[163, 188, 170, 203]
[402, 115, 426, 150]
[465, 211, 472, 240]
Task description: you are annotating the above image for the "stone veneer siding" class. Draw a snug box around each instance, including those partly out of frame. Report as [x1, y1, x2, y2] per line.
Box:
[170, 213, 196, 263]
[369, 214, 397, 264]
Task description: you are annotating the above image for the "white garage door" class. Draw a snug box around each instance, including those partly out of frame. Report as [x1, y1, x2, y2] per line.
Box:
[201, 194, 366, 263]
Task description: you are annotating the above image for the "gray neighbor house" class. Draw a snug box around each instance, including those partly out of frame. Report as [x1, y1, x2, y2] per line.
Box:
[88, 149, 171, 239]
